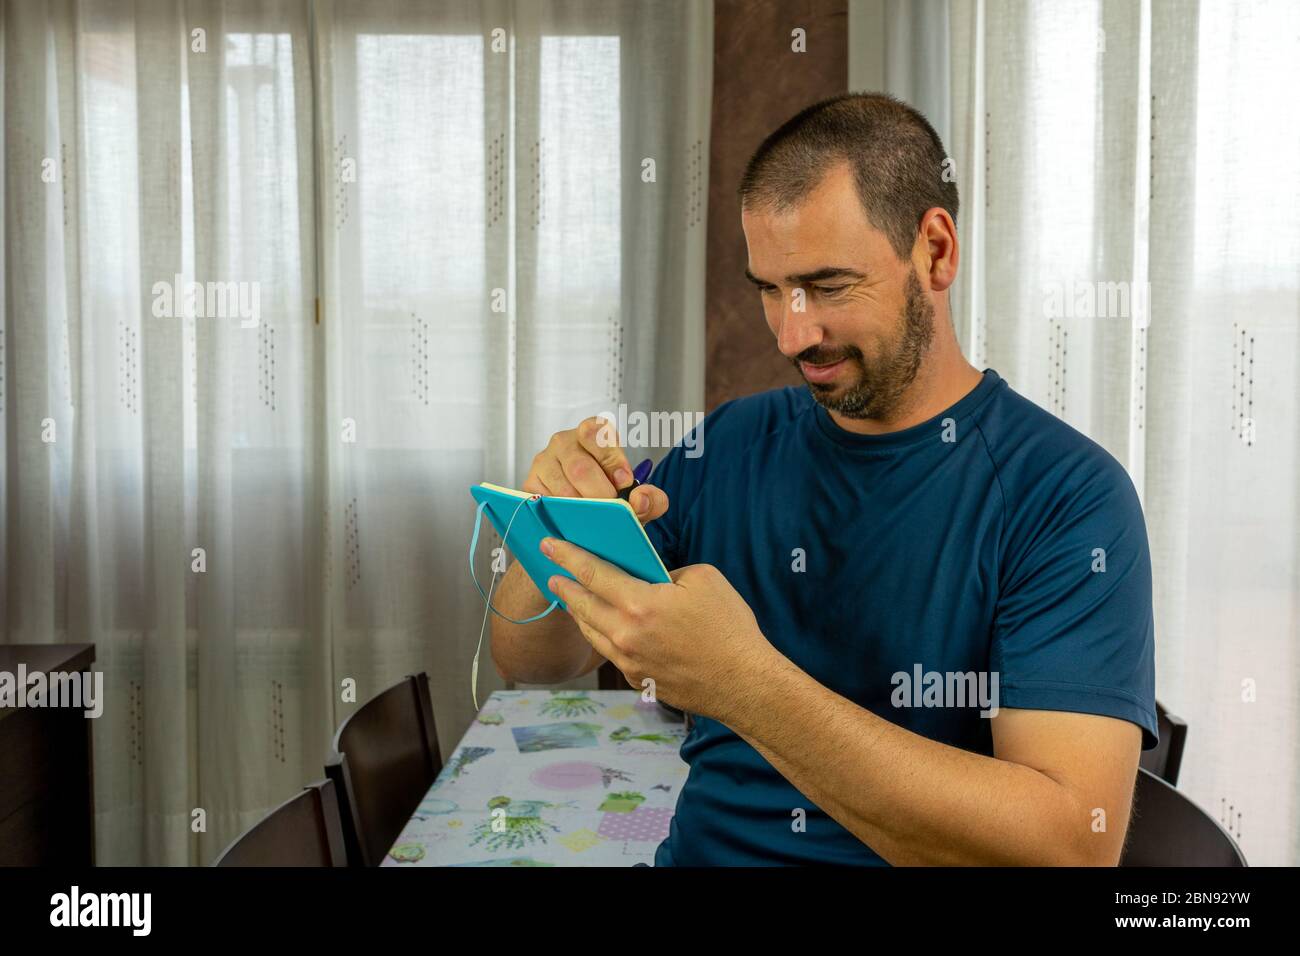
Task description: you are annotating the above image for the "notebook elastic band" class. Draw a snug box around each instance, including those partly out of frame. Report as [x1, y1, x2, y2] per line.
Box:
[468, 497, 560, 625]
[468, 493, 560, 709]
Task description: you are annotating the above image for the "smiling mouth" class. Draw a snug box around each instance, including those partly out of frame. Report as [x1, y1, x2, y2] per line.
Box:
[799, 358, 848, 385]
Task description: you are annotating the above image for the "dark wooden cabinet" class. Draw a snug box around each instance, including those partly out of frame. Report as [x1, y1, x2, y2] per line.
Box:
[0, 644, 96, 866]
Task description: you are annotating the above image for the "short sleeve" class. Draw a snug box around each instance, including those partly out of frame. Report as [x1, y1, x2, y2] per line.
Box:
[991, 458, 1159, 750]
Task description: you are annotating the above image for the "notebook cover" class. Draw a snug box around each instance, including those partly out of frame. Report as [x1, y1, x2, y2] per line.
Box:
[470, 484, 671, 611]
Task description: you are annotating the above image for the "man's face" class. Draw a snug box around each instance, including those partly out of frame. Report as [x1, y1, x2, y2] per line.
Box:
[741, 163, 935, 420]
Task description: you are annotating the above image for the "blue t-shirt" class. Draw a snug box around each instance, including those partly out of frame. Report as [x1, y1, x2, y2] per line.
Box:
[643, 368, 1157, 866]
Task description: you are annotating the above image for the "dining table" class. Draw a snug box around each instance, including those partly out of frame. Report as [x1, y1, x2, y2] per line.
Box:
[382, 689, 689, 866]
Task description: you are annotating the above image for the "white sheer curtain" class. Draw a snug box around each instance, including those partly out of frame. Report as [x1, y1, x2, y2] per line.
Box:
[1, 0, 709, 865]
[855, 0, 1300, 865]
[2, 0, 322, 867]
[310, 0, 709, 791]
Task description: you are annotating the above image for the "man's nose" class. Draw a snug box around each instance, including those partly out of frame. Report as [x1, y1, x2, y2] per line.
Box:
[776, 294, 824, 358]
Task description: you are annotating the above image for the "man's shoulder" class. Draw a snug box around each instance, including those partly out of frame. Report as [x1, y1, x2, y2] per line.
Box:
[973, 377, 1140, 515]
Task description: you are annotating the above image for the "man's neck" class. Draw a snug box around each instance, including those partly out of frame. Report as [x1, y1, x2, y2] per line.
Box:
[827, 356, 985, 436]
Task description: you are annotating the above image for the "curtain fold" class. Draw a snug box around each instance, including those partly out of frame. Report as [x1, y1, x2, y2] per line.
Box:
[1142, 0, 1300, 866]
[313, 0, 710, 771]
[2, 0, 710, 864]
[848, 0, 952, 148]
[853, 0, 1300, 864]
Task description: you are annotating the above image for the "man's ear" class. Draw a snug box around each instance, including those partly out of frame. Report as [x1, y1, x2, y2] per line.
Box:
[917, 207, 959, 293]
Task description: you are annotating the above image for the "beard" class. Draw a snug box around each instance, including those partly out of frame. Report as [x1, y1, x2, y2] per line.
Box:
[791, 267, 935, 420]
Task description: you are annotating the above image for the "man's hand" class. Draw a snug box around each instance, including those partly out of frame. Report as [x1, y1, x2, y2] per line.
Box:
[540, 537, 777, 718]
[523, 416, 668, 523]
[491, 416, 669, 684]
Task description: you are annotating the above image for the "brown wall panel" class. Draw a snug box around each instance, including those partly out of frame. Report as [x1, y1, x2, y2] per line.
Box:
[707, 0, 849, 411]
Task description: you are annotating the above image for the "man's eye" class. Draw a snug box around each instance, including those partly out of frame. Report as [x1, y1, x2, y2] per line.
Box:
[814, 285, 848, 297]
[758, 285, 780, 296]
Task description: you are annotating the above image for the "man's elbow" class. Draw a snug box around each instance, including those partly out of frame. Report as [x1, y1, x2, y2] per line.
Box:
[487, 629, 581, 685]
[1053, 815, 1127, 866]
[492, 654, 512, 682]
[488, 621, 516, 682]
[1054, 840, 1123, 867]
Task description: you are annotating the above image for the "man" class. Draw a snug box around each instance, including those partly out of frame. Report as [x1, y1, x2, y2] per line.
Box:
[490, 92, 1157, 866]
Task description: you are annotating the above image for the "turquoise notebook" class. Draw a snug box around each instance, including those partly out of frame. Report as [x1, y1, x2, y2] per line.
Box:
[469, 483, 672, 611]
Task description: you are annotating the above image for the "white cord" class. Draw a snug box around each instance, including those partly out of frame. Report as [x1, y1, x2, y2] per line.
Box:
[471, 494, 535, 710]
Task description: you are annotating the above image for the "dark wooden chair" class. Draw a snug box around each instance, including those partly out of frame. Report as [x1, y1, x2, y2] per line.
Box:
[596, 660, 630, 690]
[1120, 768, 1246, 866]
[212, 779, 347, 867]
[325, 672, 442, 867]
[1138, 700, 1188, 786]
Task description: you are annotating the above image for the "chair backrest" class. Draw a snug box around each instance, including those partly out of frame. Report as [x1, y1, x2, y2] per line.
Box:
[325, 672, 442, 867]
[1138, 700, 1188, 785]
[212, 779, 347, 867]
[1121, 768, 1246, 866]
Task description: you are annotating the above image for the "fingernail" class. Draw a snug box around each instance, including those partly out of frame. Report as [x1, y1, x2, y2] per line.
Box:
[634, 496, 649, 515]
[613, 467, 631, 487]
[540, 538, 555, 557]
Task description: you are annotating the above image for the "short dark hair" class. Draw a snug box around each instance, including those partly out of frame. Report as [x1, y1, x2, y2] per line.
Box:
[738, 92, 958, 260]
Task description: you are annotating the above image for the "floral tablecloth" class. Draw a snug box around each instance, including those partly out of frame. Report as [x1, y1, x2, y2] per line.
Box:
[382, 690, 689, 867]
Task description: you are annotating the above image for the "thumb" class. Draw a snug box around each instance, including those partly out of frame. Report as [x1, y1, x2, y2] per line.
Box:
[628, 483, 669, 523]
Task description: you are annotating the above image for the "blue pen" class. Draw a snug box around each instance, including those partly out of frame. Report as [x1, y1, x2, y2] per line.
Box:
[617, 458, 654, 501]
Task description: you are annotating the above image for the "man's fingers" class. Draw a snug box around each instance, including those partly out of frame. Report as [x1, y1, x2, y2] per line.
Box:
[576, 417, 633, 488]
[521, 475, 550, 496]
[545, 538, 619, 597]
[548, 572, 623, 643]
[628, 483, 669, 522]
[533, 454, 579, 497]
[543, 537, 648, 605]
[522, 418, 639, 503]
[559, 450, 618, 499]
[569, 614, 619, 666]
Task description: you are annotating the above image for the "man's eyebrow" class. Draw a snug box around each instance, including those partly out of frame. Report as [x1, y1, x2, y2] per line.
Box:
[744, 266, 867, 286]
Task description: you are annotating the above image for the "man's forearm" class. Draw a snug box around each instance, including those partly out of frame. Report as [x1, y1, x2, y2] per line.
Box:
[727, 652, 1110, 866]
[489, 561, 603, 684]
